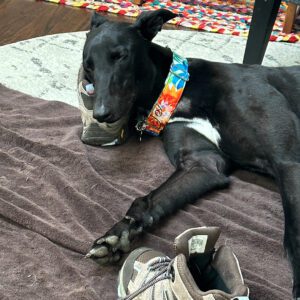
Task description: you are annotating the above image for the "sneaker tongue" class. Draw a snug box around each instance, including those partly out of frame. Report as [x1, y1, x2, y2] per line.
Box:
[174, 227, 221, 260]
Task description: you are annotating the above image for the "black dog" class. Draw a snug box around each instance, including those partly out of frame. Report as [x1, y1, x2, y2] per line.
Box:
[83, 10, 300, 298]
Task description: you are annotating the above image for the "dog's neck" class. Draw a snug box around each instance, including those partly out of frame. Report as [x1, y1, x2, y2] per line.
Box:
[149, 43, 173, 79]
[134, 43, 221, 125]
[136, 43, 173, 113]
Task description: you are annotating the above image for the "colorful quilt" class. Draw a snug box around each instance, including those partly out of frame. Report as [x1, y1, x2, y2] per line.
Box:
[43, 0, 300, 43]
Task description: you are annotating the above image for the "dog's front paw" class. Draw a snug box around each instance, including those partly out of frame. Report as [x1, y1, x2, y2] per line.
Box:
[85, 217, 142, 264]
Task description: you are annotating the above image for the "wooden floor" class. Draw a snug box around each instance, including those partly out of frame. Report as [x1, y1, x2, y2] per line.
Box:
[1, 1, 298, 47]
[0, 0, 180, 46]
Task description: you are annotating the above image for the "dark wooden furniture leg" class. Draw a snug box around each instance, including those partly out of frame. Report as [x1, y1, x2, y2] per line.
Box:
[132, 0, 144, 5]
[243, 0, 282, 65]
[283, 3, 297, 33]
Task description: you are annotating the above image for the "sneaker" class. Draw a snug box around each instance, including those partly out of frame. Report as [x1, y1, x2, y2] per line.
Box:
[117, 227, 250, 300]
[77, 65, 128, 146]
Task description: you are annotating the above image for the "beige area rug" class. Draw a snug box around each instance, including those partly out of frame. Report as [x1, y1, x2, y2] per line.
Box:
[0, 30, 299, 106]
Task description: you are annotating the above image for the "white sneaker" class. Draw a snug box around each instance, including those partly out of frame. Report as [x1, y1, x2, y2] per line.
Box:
[118, 227, 250, 300]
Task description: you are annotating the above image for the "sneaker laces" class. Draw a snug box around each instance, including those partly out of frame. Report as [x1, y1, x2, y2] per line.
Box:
[119, 257, 175, 300]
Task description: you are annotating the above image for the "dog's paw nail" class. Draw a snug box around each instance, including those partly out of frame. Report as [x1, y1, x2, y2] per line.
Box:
[85, 250, 94, 259]
[105, 235, 119, 246]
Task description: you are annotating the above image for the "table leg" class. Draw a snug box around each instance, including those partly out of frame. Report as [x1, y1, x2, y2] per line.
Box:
[243, 0, 282, 65]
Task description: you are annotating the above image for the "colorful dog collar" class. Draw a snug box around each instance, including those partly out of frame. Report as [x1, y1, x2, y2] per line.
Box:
[136, 52, 189, 137]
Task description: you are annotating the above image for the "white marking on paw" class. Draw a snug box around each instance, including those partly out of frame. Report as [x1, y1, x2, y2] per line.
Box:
[169, 117, 221, 146]
[120, 231, 130, 252]
[93, 246, 109, 257]
[85, 248, 97, 258]
[105, 235, 119, 246]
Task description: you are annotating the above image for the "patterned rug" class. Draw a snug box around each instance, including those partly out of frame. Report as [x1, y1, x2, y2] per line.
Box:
[44, 0, 300, 43]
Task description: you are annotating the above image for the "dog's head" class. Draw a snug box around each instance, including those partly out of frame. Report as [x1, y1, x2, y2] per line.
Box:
[82, 9, 177, 124]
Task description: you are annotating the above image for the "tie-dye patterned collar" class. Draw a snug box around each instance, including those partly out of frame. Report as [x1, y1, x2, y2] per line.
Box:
[136, 52, 189, 137]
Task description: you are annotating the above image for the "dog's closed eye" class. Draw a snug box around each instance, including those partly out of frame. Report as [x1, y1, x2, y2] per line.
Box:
[110, 49, 128, 61]
[86, 61, 94, 72]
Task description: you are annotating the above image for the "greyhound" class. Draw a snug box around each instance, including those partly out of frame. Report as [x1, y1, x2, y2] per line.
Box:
[82, 10, 300, 298]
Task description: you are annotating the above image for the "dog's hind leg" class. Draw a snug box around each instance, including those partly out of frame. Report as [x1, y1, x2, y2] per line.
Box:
[274, 160, 300, 299]
[87, 122, 230, 264]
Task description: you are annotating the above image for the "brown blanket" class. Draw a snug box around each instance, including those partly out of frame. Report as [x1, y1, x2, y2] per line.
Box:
[0, 84, 291, 299]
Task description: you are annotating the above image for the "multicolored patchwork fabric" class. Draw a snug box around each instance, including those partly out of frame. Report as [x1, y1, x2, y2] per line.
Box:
[136, 52, 189, 136]
[43, 0, 299, 43]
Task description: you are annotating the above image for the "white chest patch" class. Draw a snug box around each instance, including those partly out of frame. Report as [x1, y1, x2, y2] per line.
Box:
[169, 117, 221, 147]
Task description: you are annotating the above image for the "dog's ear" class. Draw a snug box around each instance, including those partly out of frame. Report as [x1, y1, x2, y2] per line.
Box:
[133, 9, 177, 41]
[90, 12, 107, 30]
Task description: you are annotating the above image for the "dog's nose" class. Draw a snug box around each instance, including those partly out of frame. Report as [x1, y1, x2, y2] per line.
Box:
[93, 105, 113, 123]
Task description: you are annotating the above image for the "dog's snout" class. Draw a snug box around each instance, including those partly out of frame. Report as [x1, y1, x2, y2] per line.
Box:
[93, 105, 113, 123]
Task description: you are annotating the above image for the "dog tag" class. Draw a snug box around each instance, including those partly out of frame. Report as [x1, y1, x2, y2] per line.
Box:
[135, 120, 146, 142]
